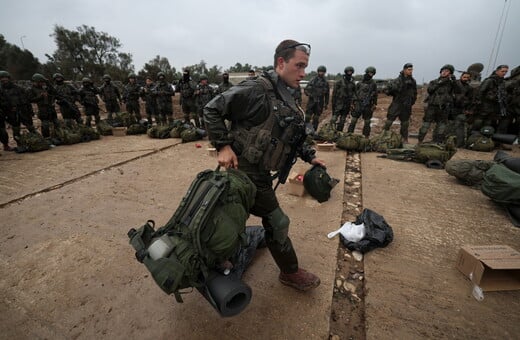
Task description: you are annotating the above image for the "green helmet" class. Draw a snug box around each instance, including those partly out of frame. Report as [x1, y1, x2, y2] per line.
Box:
[510, 65, 520, 79]
[317, 65, 327, 73]
[0, 70, 11, 78]
[53, 73, 64, 80]
[480, 126, 495, 137]
[32, 73, 47, 82]
[365, 66, 376, 75]
[157, 72, 165, 78]
[440, 64, 455, 74]
[200, 74, 208, 80]
[128, 73, 136, 79]
[82, 77, 92, 84]
[303, 165, 339, 203]
[102, 74, 111, 80]
[344, 66, 354, 74]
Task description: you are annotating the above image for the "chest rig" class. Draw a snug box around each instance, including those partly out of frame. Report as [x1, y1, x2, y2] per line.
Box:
[232, 76, 306, 171]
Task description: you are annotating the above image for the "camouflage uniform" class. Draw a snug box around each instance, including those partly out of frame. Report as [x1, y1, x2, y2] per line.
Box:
[176, 74, 197, 123]
[0, 87, 12, 149]
[293, 85, 302, 106]
[451, 77, 475, 147]
[195, 80, 215, 128]
[141, 79, 158, 124]
[418, 67, 458, 143]
[331, 69, 356, 131]
[123, 76, 142, 120]
[383, 67, 417, 141]
[348, 72, 377, 137]
[28, 78, 60, 138]
[217, 78, 234, 94]
[79, 80, 101, 127]
[99, 77, 121, 120]
[153, 74, 174, 125]
[1, 78, 36, 142]
[54, 74, 82, 127]
[505, 67, 520, 136]
[204, 70, 317, 275]
[305, 72, 330, 130]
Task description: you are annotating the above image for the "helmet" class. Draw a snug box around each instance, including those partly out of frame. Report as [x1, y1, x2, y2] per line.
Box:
[53, 73, 64, 80]
[480, 126, 495, 137]
[102, 74, 111, 80]
[32, 73, 47, 82]
[303, 165, 339, 203]
[440, 64, 455, 74]
[510, 65, 520, 79]
[365, 66, 376, 75]
[317, 65, 327, 73]
[82, 77, 92, 84]
[344, 66, 354, 74]
[0, 70, 11, 78]
[128, 73, 136, 79]
[200, 74, 208, 80]
[157, 72, 165, 78]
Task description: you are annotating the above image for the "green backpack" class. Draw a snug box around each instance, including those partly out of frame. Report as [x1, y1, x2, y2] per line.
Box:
[445, 159, 495, 186]
[414, 142, 456, 164]
[16, 131, 50, 152]
[128, 168, 256, 302]
[127, 123, 148, 135]
[55, 127, 83, 145]
[303, 165, 339, 203]
[370, 130, 402, 153]
[481, 163, 520, 205]
[96, 120, 113, 136]
[336, 133, 370, 152]
[147, 125, 173, 139]
[315, 122, 343, 142]
[466, 133, 495, 152]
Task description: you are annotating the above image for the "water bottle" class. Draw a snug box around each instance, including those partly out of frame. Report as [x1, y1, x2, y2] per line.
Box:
[147, 234, 174, 260]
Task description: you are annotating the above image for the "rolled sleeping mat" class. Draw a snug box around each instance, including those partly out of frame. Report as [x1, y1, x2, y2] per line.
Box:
[492, 133, 518, 145]
[494, 150, 520, 174]
[197, 271, 252, 317]
[506, 204, 520, 228]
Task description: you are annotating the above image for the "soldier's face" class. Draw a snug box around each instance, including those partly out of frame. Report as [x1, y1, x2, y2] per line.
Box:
[277, 49, 308, 88]
[460, 74, 471, 82]
[146, 79, 153, 85]
[403, 67, 413, 76]
[440, 69, 451, 78]
[496, 67, 508, 78]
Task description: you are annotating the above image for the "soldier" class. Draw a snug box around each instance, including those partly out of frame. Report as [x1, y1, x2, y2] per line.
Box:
[0, 76, 14, 151]
[123, 73, 142, 121]
[217, 72, 233, 94]
[195, 74, 215, 128]
[0, 71, 36, 145]
[418, 64, 458, 143]
[153, 72, 174, 125]
[79, 77, 101, 127]
[28, 73, 60, 138]
[53, 73, 82, 127]
[348, 67, 378, 137]
[247, 69, 256, 80]
[304, 65, 330, 130]
[141, 76, 158, 125]
[451, 71, 475, 147]
[331, 66, 356, 132]
[99, 74, 121, 121]
[293, 84, 302, 106]
[505, 66, 520, 136]
[176, 68, 197, 124]
[478, 65, 510, 135]
[383, 63, 417, 143]
[204, 39, 325, 292]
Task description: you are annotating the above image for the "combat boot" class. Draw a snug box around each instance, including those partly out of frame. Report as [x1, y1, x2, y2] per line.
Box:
[279, 268, 320, 291]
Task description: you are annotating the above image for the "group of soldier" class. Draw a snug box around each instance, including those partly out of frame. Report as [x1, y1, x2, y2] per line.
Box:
[303, 63, 520, 146]
[0, 68, 236, 152]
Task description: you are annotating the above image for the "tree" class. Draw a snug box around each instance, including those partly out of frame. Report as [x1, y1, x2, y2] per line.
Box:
[48, 25, 134, 81]
[138, 55, 177, 82]
[0, 34, 41, 80]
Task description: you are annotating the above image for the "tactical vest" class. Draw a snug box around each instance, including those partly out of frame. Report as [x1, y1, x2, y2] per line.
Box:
[179, 80, 196, 98]
[232, 76, 306, 171]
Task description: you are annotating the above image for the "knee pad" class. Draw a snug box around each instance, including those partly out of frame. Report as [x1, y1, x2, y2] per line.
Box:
[264, 207, 290, 244]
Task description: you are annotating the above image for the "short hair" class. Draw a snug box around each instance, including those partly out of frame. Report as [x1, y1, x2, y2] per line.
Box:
[460, 71, 470, 78]
[403, 63, 413, 69]
[496, 64, 509, 70]
[273, 39, 300, 69]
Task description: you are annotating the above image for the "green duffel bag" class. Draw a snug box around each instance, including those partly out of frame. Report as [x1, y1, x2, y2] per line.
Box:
[16, 131, 50, 152]
[370, 130, 402, 153]
[466, 133, 495, 152]
[77, 125, 101, 141]
[481, 163, 520, 205]
[127, 124, 148, 135]
[336, 133, 361, 151]
[96, 120, 113, 136]
[55, 128, 83, 145]
[445, 159, 495, 186]
[315, 122, 343, 142]
[147, 125, 172, 139]
[414, 143, 456, 164]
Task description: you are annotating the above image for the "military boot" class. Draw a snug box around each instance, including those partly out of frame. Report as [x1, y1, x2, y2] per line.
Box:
[279, 268, 320, 291]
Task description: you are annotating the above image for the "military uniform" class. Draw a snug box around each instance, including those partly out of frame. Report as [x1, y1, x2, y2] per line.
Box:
[304, 73, 329, 130]
[204, 70, 317, 275]
[99, 77, 121, 120]
[1, 79, 36, 141]
[0, 87, 12, 149]
[218, 80, 233, 94]
[195, 80, 215, 128]
[383, 70, 417, 141]
[28, 77, 60, 138]
[332, 70, 356, 131]
[451, 78, 475, 147]
[79, 80, 101, 127]
[54, 74, 82, 127]
[348, 72, 377, 137]
[153, 75, 174, 125]
[141, 80, 158, 125]
[506, 68, 520, 136]
[123, 77, 142, 120]
[177, 76, 197, 123]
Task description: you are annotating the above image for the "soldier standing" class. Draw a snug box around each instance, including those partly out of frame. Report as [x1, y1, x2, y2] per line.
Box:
[28, 73, 60, 138]
[305, 65, 330, 130]
[176, 69, 197, 124]
[53, 73, 82, 127]
[383, 63, 417, 143]
[99, 74, 121, 121]
[418, 64, 458, 143]
[123, 73, 142, 121]
[331, 66, 356, 132]
[79, 78, 101, 127]
[451, 71, 475, 147]
[195, 74, 215, 128]
[204, 39, 324, 291]
[505, 66, 520, 136]
[141, 76, 158, 125]
[153, 72, 174, 125]
[348, 67, 378, 137]
[217, 72, 233, 94]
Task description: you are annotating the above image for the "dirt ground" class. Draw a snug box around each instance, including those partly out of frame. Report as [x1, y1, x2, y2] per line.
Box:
[1, 92, 520, 339]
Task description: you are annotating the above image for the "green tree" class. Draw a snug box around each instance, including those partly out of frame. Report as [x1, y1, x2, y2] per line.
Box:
[48, 25, 134, 81]
[0, 34, 41, 80]
[138, 55, 177, 82]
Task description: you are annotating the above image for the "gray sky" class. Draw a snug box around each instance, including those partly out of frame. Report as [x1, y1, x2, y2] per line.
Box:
[1, 0, 519, 83]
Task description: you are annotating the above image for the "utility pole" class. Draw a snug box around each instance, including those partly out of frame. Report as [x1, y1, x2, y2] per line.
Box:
[20, 35, 26, 49]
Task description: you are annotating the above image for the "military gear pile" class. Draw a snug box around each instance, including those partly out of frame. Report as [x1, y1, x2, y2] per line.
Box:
[315, 122, 342, 142]
[445, 159, 495, 187]
[128, 167, 256, 303]
[481, 163, 520, 205]
[336, 133, 370, 152]
[96, 120, 113, 135]
[15, 131, 50, 153]
[147, 125, 173, 139]
[126, 123, 148, 135]
[303, 165, 339, 203]
[465, 132, 495, 152]
[369, 130, 403, 153]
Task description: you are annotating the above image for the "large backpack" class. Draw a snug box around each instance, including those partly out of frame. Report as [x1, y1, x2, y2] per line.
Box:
[481, 163, 520, 205]
[445, 159, 495, 186]
[336, 133, 370, 152]
[128, 168, 256, 302]
[370, 130, 402, 153]
[413, 142, 456, 164]
[466, 132, 495, 152]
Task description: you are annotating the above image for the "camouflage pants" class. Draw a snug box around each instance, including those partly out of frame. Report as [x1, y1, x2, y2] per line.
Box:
[348, 106, 374, 137]
[104, 100, 120, 117]
[305, 97, 324, 130]
[384, 101, 413, 140]
[418, 105, 449, 143]
[125, 99, 140, 118]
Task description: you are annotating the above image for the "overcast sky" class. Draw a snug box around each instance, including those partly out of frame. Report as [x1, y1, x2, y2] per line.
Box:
[1, 0, 519, 83]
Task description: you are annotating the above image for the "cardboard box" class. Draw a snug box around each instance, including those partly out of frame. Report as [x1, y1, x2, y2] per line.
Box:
[112, 127, 127, 137]
[456, 245, 520, 291]
[316, 143, 336, 151]
[287, 171, 305, 196]
[207, 147, 217, 157]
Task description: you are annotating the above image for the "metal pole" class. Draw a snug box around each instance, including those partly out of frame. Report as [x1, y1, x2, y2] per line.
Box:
[20, 35, 26, 49]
